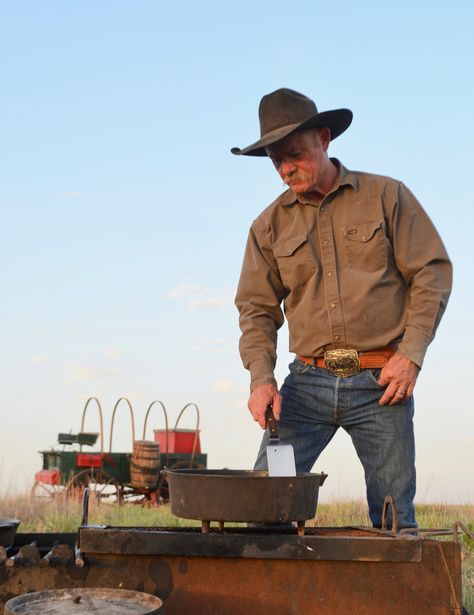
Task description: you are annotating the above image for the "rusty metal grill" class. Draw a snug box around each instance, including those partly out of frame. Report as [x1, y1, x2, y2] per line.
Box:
[1, 524, 470, 615]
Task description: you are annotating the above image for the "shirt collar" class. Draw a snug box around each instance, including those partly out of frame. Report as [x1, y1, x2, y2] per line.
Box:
[278, 158, 359, 207]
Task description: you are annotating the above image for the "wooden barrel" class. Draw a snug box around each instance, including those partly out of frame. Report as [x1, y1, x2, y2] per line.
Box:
[130, 440, 160, 489]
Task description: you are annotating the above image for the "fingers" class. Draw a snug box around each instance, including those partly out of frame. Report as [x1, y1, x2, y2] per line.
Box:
[272, 393, 282, 421]
[379, 384, 411, 406]
[388, 386, 409, 406]
[378, 354, 420, 406]
[258, 412, 268, 430]
[406, 380, 416, 398]
[248, 383, 282, 429]
[249, 402, 268, 430]
[379, 377, 415, 405]
[377, 370, 390, 387]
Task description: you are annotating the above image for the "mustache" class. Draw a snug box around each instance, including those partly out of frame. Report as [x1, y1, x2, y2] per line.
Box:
[283, 171, 311, 185]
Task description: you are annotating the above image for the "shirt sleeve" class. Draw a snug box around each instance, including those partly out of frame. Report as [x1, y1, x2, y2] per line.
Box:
[390, 182, 453, 367]
[235, 220, 287, 391]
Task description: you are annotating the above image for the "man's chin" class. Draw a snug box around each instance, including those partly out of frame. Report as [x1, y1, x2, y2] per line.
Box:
[289, 182, 310, 194]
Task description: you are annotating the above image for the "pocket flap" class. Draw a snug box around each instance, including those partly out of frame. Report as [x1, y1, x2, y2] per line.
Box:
[274, 233, 309, 257]
[344, 221, 383, 243]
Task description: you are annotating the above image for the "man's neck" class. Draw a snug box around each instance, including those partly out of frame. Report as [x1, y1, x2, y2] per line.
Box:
[304, 159, 338, 203]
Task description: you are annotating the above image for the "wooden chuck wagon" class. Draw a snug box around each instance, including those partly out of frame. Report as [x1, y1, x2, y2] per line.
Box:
[31, 397, 207, 504]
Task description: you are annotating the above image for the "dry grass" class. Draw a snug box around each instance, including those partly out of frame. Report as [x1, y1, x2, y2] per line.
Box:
[1, 494, 473, 610]
[312, 499, 474, 530]
[0, 493, 199, 531]
[311, 498, 371, 527]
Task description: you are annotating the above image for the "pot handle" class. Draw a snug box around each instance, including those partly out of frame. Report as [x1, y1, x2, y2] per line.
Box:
[381, 495, 399, 532]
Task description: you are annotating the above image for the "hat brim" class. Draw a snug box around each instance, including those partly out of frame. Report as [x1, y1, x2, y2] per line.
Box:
[231, 108, 353, 157]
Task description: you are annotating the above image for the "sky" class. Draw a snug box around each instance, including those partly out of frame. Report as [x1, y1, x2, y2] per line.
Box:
[1, 1, 473, 504]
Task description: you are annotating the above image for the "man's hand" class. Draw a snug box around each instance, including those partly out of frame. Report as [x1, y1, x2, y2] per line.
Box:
[378, 353, 420, 406]
[248, 383, 282, 429]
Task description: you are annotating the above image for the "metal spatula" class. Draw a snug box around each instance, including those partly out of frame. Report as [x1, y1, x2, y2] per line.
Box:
[266, 405, 296, 477]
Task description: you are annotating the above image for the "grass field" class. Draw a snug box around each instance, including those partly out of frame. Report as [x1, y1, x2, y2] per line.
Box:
[1, 494, 473, 611]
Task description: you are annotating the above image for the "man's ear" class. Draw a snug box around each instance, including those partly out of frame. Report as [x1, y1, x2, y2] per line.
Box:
[320, 127, 331, 151]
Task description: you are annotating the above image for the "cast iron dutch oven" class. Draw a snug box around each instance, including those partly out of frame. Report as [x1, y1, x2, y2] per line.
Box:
[165, 468, 327, 524]
[0, 518, 20, 549]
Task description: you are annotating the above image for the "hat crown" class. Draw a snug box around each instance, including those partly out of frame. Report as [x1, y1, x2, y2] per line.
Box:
[258, 88, 318, 137]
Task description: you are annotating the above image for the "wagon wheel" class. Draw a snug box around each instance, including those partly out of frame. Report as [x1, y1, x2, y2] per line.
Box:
[120, 485, 152, 506]
[65, 469, 121, 504]
[65, 469, 121, 503]
[30, 480, 65, 501]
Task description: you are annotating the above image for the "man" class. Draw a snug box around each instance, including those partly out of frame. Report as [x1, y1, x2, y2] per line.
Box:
[232, 88, 452, 528]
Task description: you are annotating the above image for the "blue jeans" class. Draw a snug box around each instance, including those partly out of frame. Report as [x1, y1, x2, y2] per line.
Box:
[254, 359, 417, 529]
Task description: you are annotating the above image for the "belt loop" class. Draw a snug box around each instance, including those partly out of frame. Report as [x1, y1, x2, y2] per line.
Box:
[312, 357, 317, 368]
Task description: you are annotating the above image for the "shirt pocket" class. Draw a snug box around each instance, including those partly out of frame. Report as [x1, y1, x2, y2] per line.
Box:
[274, 233, 317, 288]
[344, 220, 388, 272]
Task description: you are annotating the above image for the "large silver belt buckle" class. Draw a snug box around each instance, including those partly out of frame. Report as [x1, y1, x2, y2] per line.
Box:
[324, 349, 360, 377]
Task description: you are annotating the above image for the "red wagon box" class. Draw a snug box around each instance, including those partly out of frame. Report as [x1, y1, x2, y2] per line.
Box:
[35, 469, 60, 485]
[153, 429, 201, 454]
[76, 453, 103, 468]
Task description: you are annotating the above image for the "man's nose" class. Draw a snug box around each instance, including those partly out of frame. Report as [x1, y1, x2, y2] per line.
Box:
[280, 159, 296, 176]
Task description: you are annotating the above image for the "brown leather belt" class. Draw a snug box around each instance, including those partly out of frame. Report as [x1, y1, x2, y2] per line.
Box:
[297, 346, 395, 377]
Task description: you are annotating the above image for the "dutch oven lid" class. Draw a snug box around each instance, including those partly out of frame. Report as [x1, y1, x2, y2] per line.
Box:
[5, 588, 163, 615]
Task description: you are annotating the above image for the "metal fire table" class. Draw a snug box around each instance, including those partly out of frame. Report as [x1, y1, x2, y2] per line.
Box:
[0, 525, 468, 614]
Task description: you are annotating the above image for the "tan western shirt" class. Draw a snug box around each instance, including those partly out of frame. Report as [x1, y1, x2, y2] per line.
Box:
[235, 159, 452, 391]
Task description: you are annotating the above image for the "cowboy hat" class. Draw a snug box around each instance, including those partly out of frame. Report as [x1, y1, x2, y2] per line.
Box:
[231, 88, 353, 157]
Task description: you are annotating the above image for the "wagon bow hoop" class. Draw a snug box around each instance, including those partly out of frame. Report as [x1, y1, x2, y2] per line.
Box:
[109, 397, 136, 453]
[80, 397, 104, 454]
[174, 402, 200, 461]
[142, 400, 169, 454]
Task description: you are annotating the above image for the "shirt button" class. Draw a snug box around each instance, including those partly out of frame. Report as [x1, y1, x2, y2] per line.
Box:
[331, 303, 337, 309]
[320, 206, 326, 212]
[335, 335, 342, 341]
[361, 235, 366, 240]
[323, 239, 329, 245]
[327, 271, 332, 277]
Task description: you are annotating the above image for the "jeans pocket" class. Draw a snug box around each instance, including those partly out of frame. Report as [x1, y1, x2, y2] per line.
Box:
[367, 368, 384, 388]
[288, 359, 311, 374]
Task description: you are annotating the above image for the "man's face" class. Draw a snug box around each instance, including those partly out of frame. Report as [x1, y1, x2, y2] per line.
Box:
[266, 128, 329, 194]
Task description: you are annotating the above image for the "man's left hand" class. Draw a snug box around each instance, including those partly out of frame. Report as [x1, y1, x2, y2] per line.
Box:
[378, 353, 420, 406]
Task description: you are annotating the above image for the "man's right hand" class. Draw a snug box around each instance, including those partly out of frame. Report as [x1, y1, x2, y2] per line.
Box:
[248, 383, 282, 429]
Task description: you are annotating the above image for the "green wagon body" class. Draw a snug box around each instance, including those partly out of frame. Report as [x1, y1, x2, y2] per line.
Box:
[39, 449, 207, 487]
[39, 451, 131, 484]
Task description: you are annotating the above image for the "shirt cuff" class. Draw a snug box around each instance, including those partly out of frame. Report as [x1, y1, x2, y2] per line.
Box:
[397, 325, 432, 368]
[248, 358, 278, 392]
